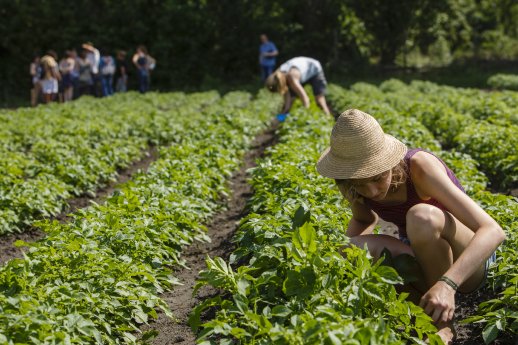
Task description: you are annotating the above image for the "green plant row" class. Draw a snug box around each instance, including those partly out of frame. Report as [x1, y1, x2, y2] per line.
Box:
[487, 74, 518, 91]
[0, 91, 220, 235]
[193, 86, 517, 343]
[0, 90, 281, 344]
[327, 81, 518, 190]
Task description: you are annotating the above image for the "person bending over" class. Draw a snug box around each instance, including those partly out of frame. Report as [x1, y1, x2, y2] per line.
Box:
[265, 56, 331, 116]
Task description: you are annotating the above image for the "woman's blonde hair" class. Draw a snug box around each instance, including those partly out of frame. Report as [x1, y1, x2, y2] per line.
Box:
[335, 160, 408, 201]
[265, 70, 288, 94]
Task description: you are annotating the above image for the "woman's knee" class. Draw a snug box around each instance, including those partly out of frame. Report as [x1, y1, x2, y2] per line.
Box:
[406, 204, 444, 242]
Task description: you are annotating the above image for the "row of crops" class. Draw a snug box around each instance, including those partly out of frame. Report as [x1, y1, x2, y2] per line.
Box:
[191, 82, 517, 344]
[0, 90, 281, 343]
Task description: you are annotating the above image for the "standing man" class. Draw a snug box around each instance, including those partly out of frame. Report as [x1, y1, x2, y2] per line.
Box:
[82, 42, 101, 97]
[259, 34, 278, 82]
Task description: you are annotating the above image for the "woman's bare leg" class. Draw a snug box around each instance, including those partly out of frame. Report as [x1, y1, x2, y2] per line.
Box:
[315, 94, 330, 115]
[406, 204, 487, 344]
[406, 204, 486, 293]
[348, 234, 414, 260]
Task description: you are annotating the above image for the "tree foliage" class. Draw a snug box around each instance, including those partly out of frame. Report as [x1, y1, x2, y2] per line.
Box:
[0, 0, 517, 103]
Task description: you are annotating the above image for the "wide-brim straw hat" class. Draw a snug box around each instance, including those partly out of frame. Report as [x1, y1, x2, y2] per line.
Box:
[316, 109, 407, 179]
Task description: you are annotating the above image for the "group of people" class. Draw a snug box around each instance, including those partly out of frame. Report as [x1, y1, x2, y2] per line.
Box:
[30, 43, 156, 106]
[261, 34, 505, 344]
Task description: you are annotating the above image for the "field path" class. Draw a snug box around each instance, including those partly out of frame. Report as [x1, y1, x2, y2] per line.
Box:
[0, 146, 158, 264]
[143, 121, 279, 344]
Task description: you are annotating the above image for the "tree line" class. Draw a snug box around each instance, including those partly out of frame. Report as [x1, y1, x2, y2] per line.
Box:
[1, 0, 517, 105]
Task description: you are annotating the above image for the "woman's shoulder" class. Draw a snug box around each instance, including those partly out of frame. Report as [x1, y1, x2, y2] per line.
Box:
[409, 150, 447, 180]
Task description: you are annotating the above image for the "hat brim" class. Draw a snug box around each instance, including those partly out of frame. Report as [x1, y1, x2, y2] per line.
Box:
[316, 134, 407, 179]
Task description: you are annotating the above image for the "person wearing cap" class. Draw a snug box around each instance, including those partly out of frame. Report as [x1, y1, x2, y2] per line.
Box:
[265, 56, 331, 117]
[316, 109, 505, 344]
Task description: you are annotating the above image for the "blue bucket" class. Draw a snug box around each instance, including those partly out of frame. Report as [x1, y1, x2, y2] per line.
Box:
[276, 113, 287, 122]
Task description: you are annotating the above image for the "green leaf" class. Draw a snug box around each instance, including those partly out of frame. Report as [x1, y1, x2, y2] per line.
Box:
[482, 324, 499, 344]
[375, 265, 403, 285]
[188, 296, 222, 332]
[236, 278, 250, 296]
[283, 267, 316, 298]
[271, 305, 292, 317]
[292, 205, 311, 229]
[142, 330, 159, 341]
[292, 223, 317, 255]
[233, 294, 249, 314]
[392, 254, 423, 284]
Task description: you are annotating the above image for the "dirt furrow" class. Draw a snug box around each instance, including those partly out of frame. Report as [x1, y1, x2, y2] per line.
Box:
[144, 121, 279, 344]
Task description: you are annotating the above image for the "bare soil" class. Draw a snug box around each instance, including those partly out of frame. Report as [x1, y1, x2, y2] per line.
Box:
[0, 146, 158, 264]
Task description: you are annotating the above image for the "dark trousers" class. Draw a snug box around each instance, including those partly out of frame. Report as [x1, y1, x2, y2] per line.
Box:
[101, 75, 114, 96]
[261, 65, 275, 82]
[138, 70, 150, 93]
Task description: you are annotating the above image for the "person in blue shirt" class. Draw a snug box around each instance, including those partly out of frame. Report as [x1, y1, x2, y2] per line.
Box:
[259, 34, 278, 82]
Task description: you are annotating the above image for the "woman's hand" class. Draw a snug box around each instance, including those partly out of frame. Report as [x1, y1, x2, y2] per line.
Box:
[419, 281, 455, 323]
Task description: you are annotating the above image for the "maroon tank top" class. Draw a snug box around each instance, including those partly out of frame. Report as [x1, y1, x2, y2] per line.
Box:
[364, 148, 465, 238]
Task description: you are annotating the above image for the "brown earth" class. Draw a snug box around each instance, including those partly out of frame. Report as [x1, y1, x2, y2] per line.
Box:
[0, 146, 158, 264]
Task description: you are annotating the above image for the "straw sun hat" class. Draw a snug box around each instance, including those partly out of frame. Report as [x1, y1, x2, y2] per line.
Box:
[316, 109, 407, 179]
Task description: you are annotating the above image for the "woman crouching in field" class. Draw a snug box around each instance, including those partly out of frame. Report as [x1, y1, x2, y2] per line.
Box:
[316, 109, 505, 344]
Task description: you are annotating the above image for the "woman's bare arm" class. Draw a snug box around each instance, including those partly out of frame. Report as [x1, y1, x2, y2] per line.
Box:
[411, 152, 505, 286]
[346, 198, 378, 237]
[286, 69, 310, 108]
[281, 92, 293, 113]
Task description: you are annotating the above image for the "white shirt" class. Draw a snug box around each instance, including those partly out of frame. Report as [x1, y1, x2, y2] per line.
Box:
[86, 48, 100, 74]
[279, 57, 322, 84]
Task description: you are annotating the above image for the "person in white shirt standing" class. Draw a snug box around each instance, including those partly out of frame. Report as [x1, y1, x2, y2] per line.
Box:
[265, 56, 331, 117]
[82, 42, 101, 96]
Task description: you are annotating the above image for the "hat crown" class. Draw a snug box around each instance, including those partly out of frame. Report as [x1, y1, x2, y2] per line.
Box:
[330, 109, 385, 159]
